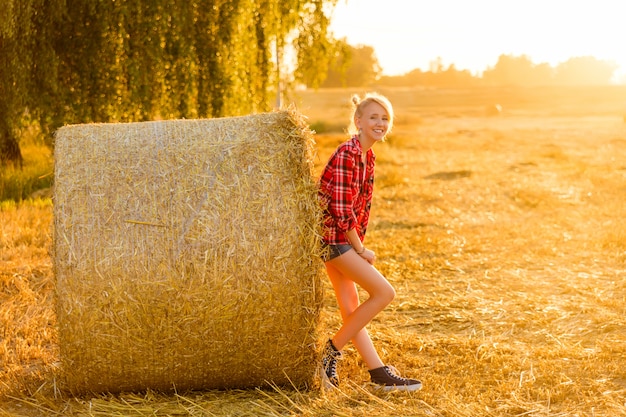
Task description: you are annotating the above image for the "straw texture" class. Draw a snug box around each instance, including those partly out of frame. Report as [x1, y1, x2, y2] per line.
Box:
[53, 110, 324, 394]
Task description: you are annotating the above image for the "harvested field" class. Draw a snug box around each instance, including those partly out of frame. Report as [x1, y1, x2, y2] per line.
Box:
[1, 86, 625, 416]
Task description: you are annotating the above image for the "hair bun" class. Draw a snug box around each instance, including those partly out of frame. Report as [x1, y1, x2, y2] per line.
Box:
[351, 95, 360, 106]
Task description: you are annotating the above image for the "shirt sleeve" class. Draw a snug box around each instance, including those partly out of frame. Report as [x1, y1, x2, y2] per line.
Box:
[328, 149, 358, 233]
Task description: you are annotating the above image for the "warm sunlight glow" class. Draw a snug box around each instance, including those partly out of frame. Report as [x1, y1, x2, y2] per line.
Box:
[330, 0, 626, 83]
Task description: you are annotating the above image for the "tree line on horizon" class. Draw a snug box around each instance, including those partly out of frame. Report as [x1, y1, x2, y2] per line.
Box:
[316, 40, 620, 88]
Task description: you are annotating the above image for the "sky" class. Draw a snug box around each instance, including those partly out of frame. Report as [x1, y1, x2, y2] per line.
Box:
[328, 0, 626, 82]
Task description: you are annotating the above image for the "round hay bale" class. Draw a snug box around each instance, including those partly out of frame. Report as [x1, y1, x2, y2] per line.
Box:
[53, 110, 325, 394]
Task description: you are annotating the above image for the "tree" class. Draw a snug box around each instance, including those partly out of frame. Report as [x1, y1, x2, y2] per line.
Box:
[318, 40, 381, 88]
[482, 54, 617, 86]
[293, 0, 335, 89]
[0, 1, 31, 166]
[339, 44, 381, 88]
[554, 56, 617, 85]
[0, 0, 339, 166]
[483, 54, 537, 86]
[315, 38, 352, 88]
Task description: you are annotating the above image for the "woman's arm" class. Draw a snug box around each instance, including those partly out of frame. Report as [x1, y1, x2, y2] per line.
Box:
[327, 150, 357, 232]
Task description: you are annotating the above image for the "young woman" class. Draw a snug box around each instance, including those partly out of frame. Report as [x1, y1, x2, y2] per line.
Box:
[318, 93, 422, 391]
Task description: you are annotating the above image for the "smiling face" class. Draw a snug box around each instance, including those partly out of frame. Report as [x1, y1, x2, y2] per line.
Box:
[355, 101, 390, 143]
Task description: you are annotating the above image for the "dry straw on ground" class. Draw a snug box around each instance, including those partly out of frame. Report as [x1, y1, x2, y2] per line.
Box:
[3, 86, 626, 416]
[53, 110, 324, 394]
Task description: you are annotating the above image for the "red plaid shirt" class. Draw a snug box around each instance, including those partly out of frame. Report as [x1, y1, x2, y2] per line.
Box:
[318, 136, 375, 245]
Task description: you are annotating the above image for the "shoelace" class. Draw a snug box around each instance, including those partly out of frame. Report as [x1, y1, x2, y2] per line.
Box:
[323, 353, 340, 386]
[327, 357, 338, 375]
[324, 350, 341, 370]
[385, 366, 412, 383]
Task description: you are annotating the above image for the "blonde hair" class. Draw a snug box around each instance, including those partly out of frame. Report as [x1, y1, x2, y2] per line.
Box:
[348, 92, 394, 136]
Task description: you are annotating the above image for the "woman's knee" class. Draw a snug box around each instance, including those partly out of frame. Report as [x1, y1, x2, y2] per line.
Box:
[360, 268, 395, 306]
[369, 280, 395, 308]
[380, 282, 396, 305]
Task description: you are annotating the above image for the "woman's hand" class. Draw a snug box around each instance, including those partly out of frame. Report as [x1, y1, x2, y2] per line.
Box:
[345, 228, 375, 264]
[359, 248, 376, 265]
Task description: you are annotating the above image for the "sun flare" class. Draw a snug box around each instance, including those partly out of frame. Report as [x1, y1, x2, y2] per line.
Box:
[330, 0, 626, 82]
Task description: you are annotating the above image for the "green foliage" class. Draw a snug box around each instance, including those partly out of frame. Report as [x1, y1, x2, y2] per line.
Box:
[320, 40, 381, 88]
[0, 0, 33, 165]
[0, 0, 339, 167]
[0, 143, 53, 201]
[309, 120, 345, 134]
[294, 0, 335, 89]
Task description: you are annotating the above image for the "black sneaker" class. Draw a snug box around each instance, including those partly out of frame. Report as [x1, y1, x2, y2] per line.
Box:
[369, 365, 422, 392]
[320, 339, 343, 389]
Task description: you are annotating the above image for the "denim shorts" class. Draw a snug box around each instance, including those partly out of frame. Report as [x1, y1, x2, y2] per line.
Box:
[321, 244, 353, 262]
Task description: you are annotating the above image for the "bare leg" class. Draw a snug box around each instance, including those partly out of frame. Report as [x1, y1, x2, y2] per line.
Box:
[325, 250, 395, 369]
